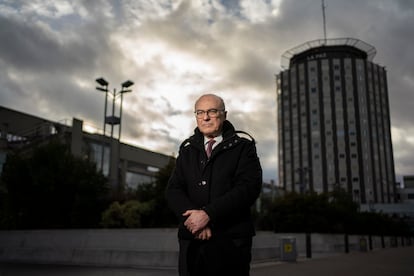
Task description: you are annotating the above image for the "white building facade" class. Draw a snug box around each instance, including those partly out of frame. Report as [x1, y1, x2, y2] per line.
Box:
[276, 38, 396, 204]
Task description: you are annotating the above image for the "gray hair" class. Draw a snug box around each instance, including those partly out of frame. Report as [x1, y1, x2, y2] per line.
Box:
[194, 93, 226, 110]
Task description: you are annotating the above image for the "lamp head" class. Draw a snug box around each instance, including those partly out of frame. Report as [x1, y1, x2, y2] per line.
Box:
[122, 80, 134, 88]
[96, 77, 109, 86]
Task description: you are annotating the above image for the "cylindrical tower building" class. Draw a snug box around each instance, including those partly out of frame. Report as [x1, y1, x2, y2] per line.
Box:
[276, 38, 396, 204]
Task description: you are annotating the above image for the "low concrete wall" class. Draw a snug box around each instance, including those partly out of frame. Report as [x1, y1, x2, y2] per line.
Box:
[0, 229, 179, 268]
[0, 229, 410, 268]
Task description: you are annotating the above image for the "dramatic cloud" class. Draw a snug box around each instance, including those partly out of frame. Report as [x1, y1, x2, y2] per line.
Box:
[1, 0, 414, 183]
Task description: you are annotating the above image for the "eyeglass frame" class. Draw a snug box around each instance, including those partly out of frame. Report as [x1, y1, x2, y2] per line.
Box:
[194, 109, 225, 118]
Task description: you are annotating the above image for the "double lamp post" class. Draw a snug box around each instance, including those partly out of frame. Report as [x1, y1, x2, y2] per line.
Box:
[95, 77, 134, 187]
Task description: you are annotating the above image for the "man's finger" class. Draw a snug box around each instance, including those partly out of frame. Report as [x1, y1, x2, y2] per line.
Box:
[182, 209, 195, 216]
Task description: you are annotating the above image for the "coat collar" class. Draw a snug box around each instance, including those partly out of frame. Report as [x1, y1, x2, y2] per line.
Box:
[180, 120, 237, 150]
[193, 120, 236, 143]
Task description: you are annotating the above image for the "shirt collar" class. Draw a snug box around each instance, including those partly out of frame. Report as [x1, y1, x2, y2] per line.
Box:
[204, 134, 223, 145]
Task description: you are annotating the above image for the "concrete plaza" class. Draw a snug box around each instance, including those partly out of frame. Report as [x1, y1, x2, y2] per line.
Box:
[1, 246, 413, 276]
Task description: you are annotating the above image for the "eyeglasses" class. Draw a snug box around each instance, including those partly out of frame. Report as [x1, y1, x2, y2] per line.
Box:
[194, 109, 225, 118]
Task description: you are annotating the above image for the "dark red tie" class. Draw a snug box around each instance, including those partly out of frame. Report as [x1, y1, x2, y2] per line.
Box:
[206, 139, 216, 158]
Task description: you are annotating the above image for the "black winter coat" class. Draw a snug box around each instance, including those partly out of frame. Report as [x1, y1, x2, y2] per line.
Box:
[166, 120, 262, 240]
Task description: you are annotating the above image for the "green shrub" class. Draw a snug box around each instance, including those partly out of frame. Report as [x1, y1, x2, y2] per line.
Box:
[101, 200, 151, 228]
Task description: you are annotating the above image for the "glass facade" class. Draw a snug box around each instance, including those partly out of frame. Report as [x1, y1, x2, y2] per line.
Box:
[125, 172, 154, 190]
[89, 142, 110, 176]
[87, 141, 160, 190]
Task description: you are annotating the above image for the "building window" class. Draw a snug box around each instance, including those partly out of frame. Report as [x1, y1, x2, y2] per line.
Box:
[89, 142, 110, 176]
[126, 172, 154, 190]
[0, 152, 6, 175]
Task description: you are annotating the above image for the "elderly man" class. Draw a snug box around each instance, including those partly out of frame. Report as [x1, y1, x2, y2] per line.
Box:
[166, 93, 262, 276]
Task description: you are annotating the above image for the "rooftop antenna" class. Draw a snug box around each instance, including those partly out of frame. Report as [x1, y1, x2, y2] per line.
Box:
[322, 0, 327, 44]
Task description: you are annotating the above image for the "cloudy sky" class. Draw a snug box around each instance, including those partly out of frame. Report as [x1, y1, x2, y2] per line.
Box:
[1, 0, 414, 183]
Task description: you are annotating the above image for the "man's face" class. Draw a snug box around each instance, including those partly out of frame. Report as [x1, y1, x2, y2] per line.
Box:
[195, 95, 226, 138]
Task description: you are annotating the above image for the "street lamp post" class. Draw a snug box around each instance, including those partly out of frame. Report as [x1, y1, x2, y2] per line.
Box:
[95, 78, 134, 188]
[95, 78, 109, 173]
[96, 77, 134, 139]
[118, 80, 134, 140]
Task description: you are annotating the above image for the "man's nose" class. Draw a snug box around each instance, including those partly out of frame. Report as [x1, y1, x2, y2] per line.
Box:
[202, 113, 210, 120]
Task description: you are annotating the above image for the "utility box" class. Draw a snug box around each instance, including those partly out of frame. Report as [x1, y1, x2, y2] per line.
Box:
[280, 237, 297, 262]
[359, 237, 368, 252]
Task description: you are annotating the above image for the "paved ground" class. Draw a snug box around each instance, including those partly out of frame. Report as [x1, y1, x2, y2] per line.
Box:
[252, 246, 414, 276]
[1, 246, 413, 276]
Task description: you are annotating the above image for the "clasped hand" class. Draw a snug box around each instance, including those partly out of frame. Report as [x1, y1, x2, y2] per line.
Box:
[183, 209, 212, 240]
